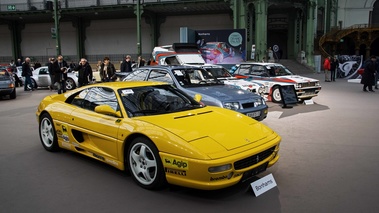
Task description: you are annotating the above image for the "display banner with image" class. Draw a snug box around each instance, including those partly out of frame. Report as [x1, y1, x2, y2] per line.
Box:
[195, 29, 246, 64]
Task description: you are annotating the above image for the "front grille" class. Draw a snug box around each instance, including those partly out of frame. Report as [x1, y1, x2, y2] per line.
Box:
[242, 102, 255, 109]
[300, 82, 316, 87]
[234, 146, 276, 170]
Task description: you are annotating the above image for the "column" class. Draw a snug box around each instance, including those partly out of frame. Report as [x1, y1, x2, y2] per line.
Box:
[253, 0, 268, 62]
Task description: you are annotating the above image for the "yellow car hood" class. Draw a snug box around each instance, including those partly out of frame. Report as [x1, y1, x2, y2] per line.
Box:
[135, 107, 274, 151]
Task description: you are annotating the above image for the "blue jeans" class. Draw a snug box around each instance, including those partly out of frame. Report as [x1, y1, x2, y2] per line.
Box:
[24, 75, 32, 91]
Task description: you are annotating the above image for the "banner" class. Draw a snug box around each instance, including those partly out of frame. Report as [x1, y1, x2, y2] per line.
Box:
[195, 29, 246, 64]
[337, 55, 363, 79]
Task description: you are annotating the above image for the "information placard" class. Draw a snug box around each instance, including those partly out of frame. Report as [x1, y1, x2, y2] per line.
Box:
[279, 85, 298, 108]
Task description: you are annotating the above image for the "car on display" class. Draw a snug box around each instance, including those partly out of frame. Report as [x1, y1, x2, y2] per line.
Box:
[200, 42, 235, 63]
[36, 81, 281, 190]
[231, 62, 322, 103]
[0, 68, 16, 99]
[30, 66, 79, 90]
[122, 65, 268, 121]
[0, 65, 24, 87]
[200, 64, 265, 97]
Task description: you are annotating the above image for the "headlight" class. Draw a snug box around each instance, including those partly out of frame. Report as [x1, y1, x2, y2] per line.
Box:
[258, 86, 264, 94]
[208, 164, 232, 173]
[224, 102, 240, 110]
[295, 83, 301, 88]
[254, 98, 265, 107]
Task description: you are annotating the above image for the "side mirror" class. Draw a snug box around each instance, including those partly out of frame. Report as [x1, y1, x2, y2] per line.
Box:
[194, 94, 202, 103]
[95, 105, 121, 117]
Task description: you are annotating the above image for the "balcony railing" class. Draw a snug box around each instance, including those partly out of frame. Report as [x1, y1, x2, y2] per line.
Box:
[0, 0, 203, 12]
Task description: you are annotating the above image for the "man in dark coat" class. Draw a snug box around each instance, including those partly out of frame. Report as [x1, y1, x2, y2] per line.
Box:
[361, 55, 377, 92]
[74, 58, 93, 87]
[52, 55, 68, 94]
[120, 55, 133, 72]
[21, 57, 33, 91]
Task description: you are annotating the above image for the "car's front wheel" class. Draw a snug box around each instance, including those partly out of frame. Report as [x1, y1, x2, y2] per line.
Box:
[271, 86, 282, 103]
[66, 78, 76, 90]
[39, 113, 60, 152]
[127, 137, 166, 190]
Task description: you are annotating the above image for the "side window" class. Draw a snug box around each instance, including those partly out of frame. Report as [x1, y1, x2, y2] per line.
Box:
[237, 65, 251, 75]
[69, 87, 119, 115]
[148, 70, 173, 84]
[39, 68, 48, 75]
[250, 65, 264, 75]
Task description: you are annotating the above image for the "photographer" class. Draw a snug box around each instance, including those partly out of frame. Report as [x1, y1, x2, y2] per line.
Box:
[53, 55, 68, 94]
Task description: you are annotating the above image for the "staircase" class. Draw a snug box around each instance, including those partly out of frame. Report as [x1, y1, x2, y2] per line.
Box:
[278, 59, 315, 75]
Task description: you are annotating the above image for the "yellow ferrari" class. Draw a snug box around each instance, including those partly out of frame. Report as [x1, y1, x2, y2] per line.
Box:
[36, 81, 281, 190]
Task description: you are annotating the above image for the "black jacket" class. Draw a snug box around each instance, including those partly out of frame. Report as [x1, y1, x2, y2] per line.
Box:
[21, 62, 33, 77]
[52, 60, 68, 83]
[75, 62, 93, 85]
[100, 62, 116, 81]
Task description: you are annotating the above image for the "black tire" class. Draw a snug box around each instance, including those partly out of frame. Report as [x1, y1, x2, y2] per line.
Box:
[271, 86, 282, 103]
[65, 78, 76, 90]
[9, 89, 16, 99]
[31, 78, 37, 89]
[127, 137, 166, 190]
[39, 113, 60, 152]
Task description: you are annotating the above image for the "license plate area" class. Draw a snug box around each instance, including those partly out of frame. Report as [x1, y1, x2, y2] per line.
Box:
[241, 162, 268, 182]
[247, 111, 261, 118]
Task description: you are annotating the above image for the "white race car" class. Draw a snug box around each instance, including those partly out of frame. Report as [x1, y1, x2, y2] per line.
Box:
[232, 62, 322, 103]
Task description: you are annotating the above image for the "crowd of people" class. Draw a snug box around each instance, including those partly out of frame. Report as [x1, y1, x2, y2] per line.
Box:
[9, 54, 146, 94]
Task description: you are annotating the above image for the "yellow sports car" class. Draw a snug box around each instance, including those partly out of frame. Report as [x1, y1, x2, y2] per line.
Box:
[36, 81, 281, 190]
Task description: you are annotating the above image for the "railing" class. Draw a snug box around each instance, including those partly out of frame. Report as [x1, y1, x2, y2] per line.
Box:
[0, 0, 208, 11]
[318, 24, 379, 57]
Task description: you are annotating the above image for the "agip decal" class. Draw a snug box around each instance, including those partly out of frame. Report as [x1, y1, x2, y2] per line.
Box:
[163, 158, 189, 170]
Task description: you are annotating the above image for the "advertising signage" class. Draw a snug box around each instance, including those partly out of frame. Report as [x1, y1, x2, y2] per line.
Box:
[195, 29, 246, 65]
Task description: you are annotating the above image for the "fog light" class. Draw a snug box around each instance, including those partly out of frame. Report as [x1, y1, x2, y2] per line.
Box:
[208, 164, 232, 173]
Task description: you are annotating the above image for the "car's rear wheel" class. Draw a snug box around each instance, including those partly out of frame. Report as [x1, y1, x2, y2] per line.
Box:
[271, 86, 282, 103]
[39, 113, 60, 152]
[66, 78, 76, 90]
[28, 78, 37, 90]
[127, 137, 166, 190]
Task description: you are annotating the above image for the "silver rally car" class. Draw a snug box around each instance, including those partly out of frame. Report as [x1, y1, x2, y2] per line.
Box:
[122, 65, 268, 121]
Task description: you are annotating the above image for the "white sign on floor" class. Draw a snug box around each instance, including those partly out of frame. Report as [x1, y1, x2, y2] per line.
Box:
[250, 173, 277, 197]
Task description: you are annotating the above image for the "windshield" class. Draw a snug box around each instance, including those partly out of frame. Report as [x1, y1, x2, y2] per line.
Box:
[204, 67, 233, 78]
[119, 85, 203, 117]
[0, 70, 10, 79]
[172, 68, 221, 86]
[266, 65, 294, 76]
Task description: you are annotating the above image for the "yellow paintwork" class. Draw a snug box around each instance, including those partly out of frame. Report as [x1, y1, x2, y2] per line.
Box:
[36, 81, 281, 190]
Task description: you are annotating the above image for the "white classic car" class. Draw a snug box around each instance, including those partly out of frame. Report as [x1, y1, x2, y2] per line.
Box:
[231, 62, 322, 103]
[200, 64, 265, 97]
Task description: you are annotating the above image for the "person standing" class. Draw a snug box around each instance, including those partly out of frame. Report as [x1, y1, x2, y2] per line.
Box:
[16, 58, 22, 66]
[361, 55, 377, 92]
[137, 55, 145, 68]
[47, 58, 55, 90]
[53, 55, 68, 94]
[120, 55, 133, 72]
[74, 58, 93, 87]
[323, 56, 331, 82]
[330, 56, 338, 82]
[21, 57, 33, 91]
[100, 57, 116, 82]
